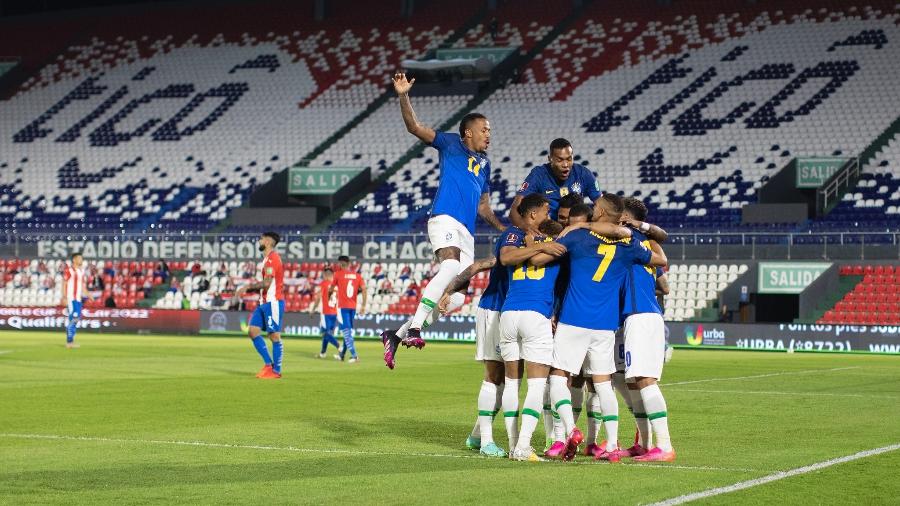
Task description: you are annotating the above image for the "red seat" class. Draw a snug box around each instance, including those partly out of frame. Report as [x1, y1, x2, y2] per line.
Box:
[852, 265, 864, 275]
[840, 265, 852, 275]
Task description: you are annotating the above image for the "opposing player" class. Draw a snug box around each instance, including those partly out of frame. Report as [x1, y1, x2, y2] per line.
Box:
[60, 252, 91, 349]
[498, 194, 566, 462]
[508, 138, 602, 228]
[310, 267, 342, 358]
[383, 72, 504, 367]
[438, 253, 509, 458]
[332, 255, 366, 363]
[620, 197, 676, 462]
[235, 231, 285, 379]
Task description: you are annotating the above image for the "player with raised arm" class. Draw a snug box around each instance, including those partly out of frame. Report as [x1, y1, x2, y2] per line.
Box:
[310, 267, 342, 358]
[497, 194, 567, 462]
[60, 252, 92, 349]
[235, 232, 285, 379]
[508, 138, 602, 229]
[530, 194, 665, 462]
[382, 72, 504, 368]
[437, 253, 509, 458]
[332, 256, 366, 363]
[619, 197, 677, 463]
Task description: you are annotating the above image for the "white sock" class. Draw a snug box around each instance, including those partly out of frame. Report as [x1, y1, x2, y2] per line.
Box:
[570, 384, 584, 425]
[469, 420, 479, 439]
[477, 381, 498, 444]
[549, 375, 575, 437]
[410, 259, 460, 328]
[515, 377, 547, 452]
[612, 372, 633, 411]
[595, 380, 619, 452]
[542, 385, 554, 441]
[502, 377, 520, 450]
[640, 383, 672, 452]
[585, 390, 600, 444]
[395, 309, 437, 339]
[629, 388, 651, 448]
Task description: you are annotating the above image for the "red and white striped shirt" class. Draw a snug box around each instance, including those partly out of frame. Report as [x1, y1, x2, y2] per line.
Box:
[258, 251, 284, 303]
[63, 264, 85, 303]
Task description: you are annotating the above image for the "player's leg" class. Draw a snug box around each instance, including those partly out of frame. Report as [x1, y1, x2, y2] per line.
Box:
[319, 314, 340, 357]
[628, 314, 674, 462]
[584, 378, 601, 457]
[588, 330, 624, 462]
[627, 382, 651, 455]
[510, 312, 553, 462]
[265, 301, 284, 376]
[340, 309, 359, 361]
[65, 301, 81, 348]
[570, 375, 585, 425]
[499, 311, 523, 452]
[475, 360, 506, 457]
[549, 323, 589, 460]
[249, 305, 274, 377]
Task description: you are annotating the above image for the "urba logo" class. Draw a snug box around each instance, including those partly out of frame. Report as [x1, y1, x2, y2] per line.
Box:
[685, 325, 704, 346]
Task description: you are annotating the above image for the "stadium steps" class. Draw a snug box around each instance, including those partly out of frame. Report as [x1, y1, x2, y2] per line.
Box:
[209, 8, 490, 234]
[859, 114, 900, 169]
[794, 274, 862, 324]
[310, 0, 592, 233]
[138, 188, 200, 232]
[137, 270, 187, 308]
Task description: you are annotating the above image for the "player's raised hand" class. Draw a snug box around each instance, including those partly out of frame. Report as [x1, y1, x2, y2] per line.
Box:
[392, 72, 415, 94]
[539, 242, 567, 257]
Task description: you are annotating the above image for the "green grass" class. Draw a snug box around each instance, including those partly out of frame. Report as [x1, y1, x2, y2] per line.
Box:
[1, 331, 899, 505]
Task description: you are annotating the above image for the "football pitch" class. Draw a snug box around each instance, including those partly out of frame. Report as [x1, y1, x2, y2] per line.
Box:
[1, 331, 899, 505]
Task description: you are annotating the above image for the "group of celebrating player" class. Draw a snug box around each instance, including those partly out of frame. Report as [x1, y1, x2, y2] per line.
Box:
[380, 73, 676, 463]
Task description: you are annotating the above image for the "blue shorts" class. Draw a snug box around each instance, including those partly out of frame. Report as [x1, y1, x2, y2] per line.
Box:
[250, 300, 285, 333]
[67, 300, 83, 322]
[339, 308, 356, 331]
[321, 313, 340, 332]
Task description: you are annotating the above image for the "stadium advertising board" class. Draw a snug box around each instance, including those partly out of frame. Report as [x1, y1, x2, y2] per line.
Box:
[758, 262, 831, 294]
[434, 47, 517, 63]
[670, 322, 900, 354]
[796, 157, 847, 188]
[201, 310, 476, 342]
[34, 236, 494, 261]
[0, 307, 199, 333]
[287, 167, 365, 195]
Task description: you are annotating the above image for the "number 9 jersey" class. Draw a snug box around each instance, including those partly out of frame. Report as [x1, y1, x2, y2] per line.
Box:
[499, 226, 561, 319]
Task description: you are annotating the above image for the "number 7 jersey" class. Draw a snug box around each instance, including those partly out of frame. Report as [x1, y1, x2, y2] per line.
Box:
[499, 226, 561, 318]
[556, 229, 652, 331]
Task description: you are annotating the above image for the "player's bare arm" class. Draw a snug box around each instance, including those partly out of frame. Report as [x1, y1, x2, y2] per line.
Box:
[656, 271, 670, 296]
[647, 240, 668, 267]
[393, 72, 436, 144]
[478, 193, 506, 232]
[507, 195, 526, 229]
[520, 242, 568, 268]
[624, 218, 668, 243]
[438, 256, 496, 314]
[358, 287, 368, 315]
[500, 242, 565, 267]
[309, 287, 321, 313]
[558, 221, 632, 239]
[235, 276, 272, 298]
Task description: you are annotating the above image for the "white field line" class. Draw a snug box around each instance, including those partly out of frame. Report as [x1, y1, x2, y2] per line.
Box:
[0, 433, 753, 472]
[671, 388, 899, 399]
[663, 366, 859, 387]
[646, 443, 900, 506]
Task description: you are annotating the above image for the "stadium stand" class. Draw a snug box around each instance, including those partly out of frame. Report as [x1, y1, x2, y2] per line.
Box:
[663, 263, 749, 321]
[330, 0, 900, 235]
[819, 264, 900, 325]
[0, 258, 176, 308]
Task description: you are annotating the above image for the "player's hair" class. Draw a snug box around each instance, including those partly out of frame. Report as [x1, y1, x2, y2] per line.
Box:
[624, 196, 649, 221]
[538, 219, 564, 237]
[569, 203, 592, 220]
[71, 252, 82, 259]
[558, 192, 582, 210]
[517, 193, 548, 218]
[338, 255, 350, 263]
[549, 137, 573, 154]
[599, 193, 625, 217]
[261, 231, 280, 245]
[459, 112, 487, 138]
[323, 267, 333, 273]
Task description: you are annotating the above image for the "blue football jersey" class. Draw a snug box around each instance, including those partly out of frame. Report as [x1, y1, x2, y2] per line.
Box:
[556, 229, 651, 331]
[429, 132, 491, 235]
[621, 230, 663, 318]
[477, 234, 510, 312]
[516, 163, 601, 219]
[499, 227, 561, 318]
